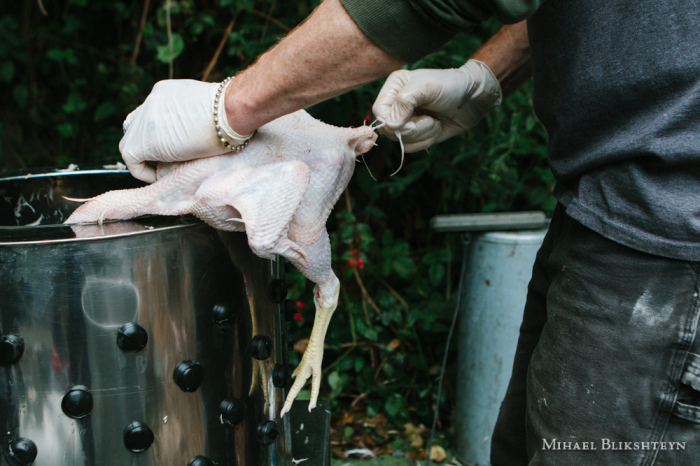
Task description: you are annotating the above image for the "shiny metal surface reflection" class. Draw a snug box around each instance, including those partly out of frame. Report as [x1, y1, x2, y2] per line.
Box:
[0, 170, 292, 465]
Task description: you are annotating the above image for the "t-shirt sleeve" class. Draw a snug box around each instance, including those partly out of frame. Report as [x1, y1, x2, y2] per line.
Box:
[340, 0, 542, 63]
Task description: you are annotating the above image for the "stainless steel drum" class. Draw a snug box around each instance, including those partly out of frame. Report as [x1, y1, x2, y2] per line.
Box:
[0, 169, 293, 465]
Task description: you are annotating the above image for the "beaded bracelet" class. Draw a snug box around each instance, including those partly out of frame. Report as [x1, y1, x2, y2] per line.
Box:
[214, 76, 252, 151]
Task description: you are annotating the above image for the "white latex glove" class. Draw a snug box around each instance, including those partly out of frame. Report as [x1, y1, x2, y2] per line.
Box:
[120, 79, 253, 183]
[372, 59, 502, 153]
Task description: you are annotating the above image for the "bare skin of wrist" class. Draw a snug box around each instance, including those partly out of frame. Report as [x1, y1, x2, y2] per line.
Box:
[472, 20, 531, 98]
[225, 0, 404, 136]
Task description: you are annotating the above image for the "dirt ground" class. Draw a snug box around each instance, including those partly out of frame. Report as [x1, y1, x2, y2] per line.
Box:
[330, 450, 464, 466]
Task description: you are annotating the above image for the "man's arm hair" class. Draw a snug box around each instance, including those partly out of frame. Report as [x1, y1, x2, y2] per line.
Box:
[225, 0, 403, 136]
[472, 21, 531, 97]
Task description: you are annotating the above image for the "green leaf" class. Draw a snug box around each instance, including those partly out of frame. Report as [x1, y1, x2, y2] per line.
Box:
[239, 0, 255, 10]
[343, 426, 354, 439]
[355, 318, 378, 341]
[143, 22, 153, 38]
[13, 85, 28, 108]
[0, 61, 14, 83]
[93, 102, 116, 121]
[356, 223, 374, 246]
[220, 0, 253, 11]
[336, 210, 356, 222]
[363, 206, 385, 218]
[366, 402, 379, 418]
[328, 371, 340, 390]
[338, 357, 353, 372]
[57, 154, 78, 166]
[62, 15, 81, 34]
[378, 304, 402, 327]
[201, 15, 216, 27]
[384, 394, 403, 417]
[393, 256, 416, 279]
[381, 230, 394, 247]
[63, 92, 86, 114]
[46, 49, 65, 61]
[525, 115, 538, 132]
[390, 438, 411, 452]
[354, 356, 365, 373]
[383, 363, 395, 376]
[64, 49, 78, 64]
[429, 263, 445, 287]
[46, 49, 77, 64]
[190, 22, 204, 36]
[327, 371, 348, 398]
[409, 354, 428, 371]
[156, 34, 185, 64]
[57, 123, 73, 137]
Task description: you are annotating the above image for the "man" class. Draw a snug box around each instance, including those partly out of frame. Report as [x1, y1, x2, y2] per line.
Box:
[120, 0, 700, 464]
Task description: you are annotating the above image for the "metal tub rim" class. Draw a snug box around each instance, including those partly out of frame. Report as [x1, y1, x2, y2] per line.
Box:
[0, 167, 204, 245]
[0, 220, 202, 246]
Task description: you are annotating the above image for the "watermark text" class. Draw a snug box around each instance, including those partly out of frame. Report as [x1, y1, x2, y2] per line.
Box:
[542, 438, 686, 451]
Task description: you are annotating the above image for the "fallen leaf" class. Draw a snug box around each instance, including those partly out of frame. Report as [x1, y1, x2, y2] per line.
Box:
[404, 451, 422, 460]
[430, 445, 446, 463]
[409, 433, 424, 449]
[294, 338, 309, 353]
[340, 411, 355, 425]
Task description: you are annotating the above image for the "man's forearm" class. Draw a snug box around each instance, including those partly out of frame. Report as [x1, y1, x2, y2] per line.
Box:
[472, 21, 531, 97]
[225, 0, 404, 136]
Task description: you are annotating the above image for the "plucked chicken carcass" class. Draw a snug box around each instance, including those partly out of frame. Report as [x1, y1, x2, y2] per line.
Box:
[66, 110, 377, 415]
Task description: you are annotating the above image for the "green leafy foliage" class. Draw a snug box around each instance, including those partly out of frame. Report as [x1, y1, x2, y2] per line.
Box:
[156, 33, 185, 63]
[1, 0, 553, 448]
[0, 0, 302, 169]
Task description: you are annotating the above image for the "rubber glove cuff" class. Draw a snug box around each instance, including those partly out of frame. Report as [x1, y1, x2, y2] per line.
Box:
[457, 59, 503, 125]
[216, 78, 255, 147]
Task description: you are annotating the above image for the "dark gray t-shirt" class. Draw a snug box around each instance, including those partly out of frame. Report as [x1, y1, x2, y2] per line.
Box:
[344, 0, 700, 260]
[528, 0, 700, 260]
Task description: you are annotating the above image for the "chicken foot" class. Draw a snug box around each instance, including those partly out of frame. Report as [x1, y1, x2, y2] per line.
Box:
[278, 225, 340, 415]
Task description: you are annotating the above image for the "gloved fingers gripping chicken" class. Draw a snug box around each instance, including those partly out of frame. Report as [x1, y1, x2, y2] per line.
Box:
[66, 110, 378, 414]
[372, 59, 502, 153]
[119, 79, 254, 184]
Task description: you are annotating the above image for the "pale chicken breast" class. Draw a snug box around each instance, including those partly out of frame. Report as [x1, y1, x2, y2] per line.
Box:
[66, 110, 378, 415]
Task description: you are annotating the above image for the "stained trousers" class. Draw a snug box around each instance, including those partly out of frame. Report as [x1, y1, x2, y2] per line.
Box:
[491, 205, 700, 465]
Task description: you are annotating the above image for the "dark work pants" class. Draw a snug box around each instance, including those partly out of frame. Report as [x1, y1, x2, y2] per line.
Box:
[491, 205, 700, 465]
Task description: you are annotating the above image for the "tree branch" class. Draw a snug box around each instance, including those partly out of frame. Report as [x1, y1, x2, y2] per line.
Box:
[131, 0, 151, 65]
[249, 9, 291, 32]
[201, 11, 240, 82]
[353, 267, 381, 316]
